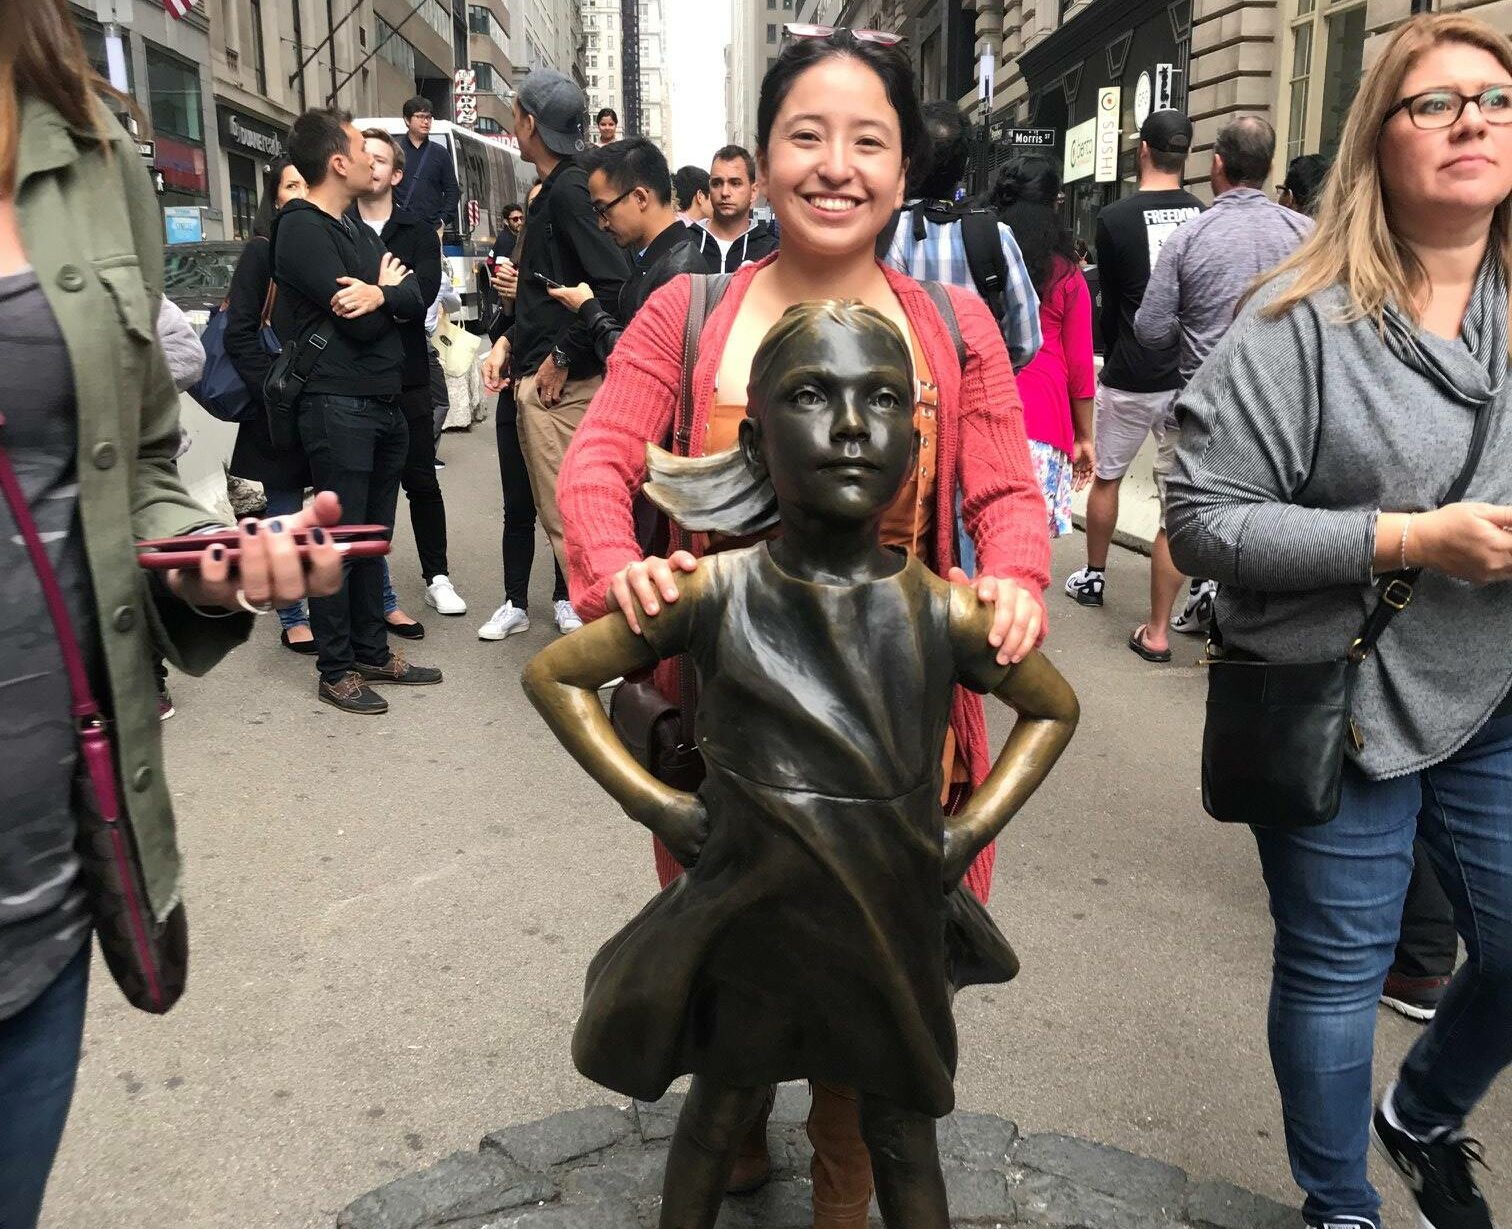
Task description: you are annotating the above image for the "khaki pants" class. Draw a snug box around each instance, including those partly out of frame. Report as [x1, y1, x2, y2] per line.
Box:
[515, 370, 602, 575]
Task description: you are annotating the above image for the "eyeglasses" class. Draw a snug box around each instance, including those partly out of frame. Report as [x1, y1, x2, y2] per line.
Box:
[591, 187, 636, 219]
[781, 23, 904, 47]
[1383, 85, 1512, 130]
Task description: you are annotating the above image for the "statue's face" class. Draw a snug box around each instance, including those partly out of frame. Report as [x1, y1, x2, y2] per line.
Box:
[751, 317, 915, 525]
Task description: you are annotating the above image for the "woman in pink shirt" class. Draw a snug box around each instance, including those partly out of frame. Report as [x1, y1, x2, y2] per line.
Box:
[991, 157, 1096, 534]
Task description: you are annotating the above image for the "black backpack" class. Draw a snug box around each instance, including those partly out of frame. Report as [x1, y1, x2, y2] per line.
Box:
[877, 201, 1011, 324]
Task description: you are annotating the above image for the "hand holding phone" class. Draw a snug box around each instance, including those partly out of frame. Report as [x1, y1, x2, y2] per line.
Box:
[145, 491, 349, 612]
[530, 271, 565, 290]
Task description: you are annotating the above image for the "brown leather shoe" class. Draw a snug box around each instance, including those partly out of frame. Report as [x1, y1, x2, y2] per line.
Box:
[725, 1085, 776, 1194]
[317, 671, 388, 715]
[352, 649, 442, 686]
[809, 1082, 873, 1229]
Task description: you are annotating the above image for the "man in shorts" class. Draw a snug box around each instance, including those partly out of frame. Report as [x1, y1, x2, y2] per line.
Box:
[1063, 110, 1204, 662]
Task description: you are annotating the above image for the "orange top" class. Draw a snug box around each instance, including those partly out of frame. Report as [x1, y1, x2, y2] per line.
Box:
[704, 330, 939, 561]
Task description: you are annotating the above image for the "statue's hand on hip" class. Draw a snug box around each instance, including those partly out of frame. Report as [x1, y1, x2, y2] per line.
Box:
[650, 792, 710, 870]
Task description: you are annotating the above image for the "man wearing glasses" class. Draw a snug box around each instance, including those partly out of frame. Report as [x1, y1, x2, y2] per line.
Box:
[542, 138, 707, 361]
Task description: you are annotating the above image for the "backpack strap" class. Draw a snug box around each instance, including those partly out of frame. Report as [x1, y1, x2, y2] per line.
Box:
[959, 209, 1009, 321]
[921, 280, 966, 372]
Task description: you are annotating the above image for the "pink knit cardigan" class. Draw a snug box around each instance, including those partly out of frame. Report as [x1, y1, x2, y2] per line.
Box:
[558, 257, 1052, 902]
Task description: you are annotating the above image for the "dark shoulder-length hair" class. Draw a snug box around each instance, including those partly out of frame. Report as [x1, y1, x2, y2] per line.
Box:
[755, 31, 930, 176]
[0, 0, 125, 192]
[252, 156, 298, 239]
[986, 155, 1077, 298]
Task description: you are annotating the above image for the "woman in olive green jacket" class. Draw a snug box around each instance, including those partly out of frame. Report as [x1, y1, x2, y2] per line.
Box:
[0, 6, 342, 1224]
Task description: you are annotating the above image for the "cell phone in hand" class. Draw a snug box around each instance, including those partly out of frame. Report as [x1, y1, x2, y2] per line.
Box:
[531, 271, 564, 290]
[136, 524, 390, 571]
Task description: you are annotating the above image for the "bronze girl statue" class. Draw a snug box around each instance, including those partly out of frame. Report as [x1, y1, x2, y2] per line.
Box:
[522, 301, 1079, 1228]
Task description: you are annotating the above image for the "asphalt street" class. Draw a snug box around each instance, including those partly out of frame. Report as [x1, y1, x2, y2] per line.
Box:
[42, 418, 1511, 1228]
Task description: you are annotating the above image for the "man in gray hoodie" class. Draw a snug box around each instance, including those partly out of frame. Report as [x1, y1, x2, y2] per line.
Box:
[693, 145, 778, 272]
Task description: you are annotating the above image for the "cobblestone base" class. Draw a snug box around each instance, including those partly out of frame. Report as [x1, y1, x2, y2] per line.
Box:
[337, 1089, 1305, 1229]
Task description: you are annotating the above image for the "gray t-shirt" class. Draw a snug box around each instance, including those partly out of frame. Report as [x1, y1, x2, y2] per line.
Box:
[0, 268, 94, 1020]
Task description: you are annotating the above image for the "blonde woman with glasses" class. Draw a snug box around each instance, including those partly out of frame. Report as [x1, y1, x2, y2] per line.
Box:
[1166, 15, 1512, 1229]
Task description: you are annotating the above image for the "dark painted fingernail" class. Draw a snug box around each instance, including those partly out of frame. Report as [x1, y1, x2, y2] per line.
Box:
[266, 519, 283, 533]
[244, 519, 259, 535]
[209, 544, 225, 560]
[311, 527, 327, 544]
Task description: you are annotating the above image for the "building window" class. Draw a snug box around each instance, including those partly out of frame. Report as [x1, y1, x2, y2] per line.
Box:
[766, 23, 776, 42]
[468, 5, 508, 55]
[1284, 0, 1365, 161]
[376, 16, 418, 79]
[76, 18, 134, 90]
[1286, 18, 1312, 161]
[248, 0, 267, 94]
[147, 47, 202, 141]
[471, 60, 497, 92]
[477, 116, 503, 134]
[1319, 4, 1365, 157]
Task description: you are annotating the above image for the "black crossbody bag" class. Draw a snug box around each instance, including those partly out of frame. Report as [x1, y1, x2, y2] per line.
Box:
[1201, 402, 1493, 829]
[261, 317, 328, 452]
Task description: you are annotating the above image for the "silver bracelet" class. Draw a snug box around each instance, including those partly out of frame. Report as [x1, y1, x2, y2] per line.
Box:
[1400, 513, 1414, 571]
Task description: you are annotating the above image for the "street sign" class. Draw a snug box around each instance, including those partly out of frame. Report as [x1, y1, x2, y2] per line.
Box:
[1008, 128, 1056, 147]
[1064, 117, 1096, 183]
[136, 140, 156, 160]
[453, 68, 478, 128]
[1155, 63, 1175, 112]
[1134, 71, 1152, 129]
[1094, 86, 1121, 183]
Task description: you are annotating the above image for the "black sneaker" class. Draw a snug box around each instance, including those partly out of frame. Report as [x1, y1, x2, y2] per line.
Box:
[1063, 566, 1105, 607]
[1372, 1085, 1495, 1229]
[352, 650, 442, 686]
[1381, 972, 1452, 1023]
[319, 672, 389, 715]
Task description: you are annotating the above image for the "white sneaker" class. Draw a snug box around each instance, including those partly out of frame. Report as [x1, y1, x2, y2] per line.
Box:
[477, 601, 530, 640]
[425, 574, 468, 615]
[554, 599, 584, 634]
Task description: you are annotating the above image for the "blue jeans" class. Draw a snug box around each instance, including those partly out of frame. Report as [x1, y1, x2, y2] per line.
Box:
[0, 943, 90, 1229]
[262, 486, 311, 632]
[1254, 713, 1512, 1227]
[382, 558, 398, 617]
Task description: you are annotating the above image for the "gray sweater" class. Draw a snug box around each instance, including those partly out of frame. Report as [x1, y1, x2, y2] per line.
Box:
[1134, 187, 1313, 382]
[1165, 273, 1512, 780]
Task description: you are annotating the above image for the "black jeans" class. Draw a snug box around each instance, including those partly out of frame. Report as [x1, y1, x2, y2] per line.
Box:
[495, 386, 566, 610]
[1392, 837, 1459, 979]
[297, 393, 407, 681]
[398, 384, 448, 583]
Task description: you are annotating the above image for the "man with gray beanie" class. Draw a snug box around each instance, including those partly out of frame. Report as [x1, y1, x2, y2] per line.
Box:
[480, 70, 629, 634]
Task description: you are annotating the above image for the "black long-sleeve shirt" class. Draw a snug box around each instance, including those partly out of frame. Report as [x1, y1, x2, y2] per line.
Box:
[504, 157, 630, 378]
[575, 220, 705, 363]
[393, 135, 461, 229]
[350, 202, 442, 390]
[224, 235, 277, 393]
[268, 199, 425, 398]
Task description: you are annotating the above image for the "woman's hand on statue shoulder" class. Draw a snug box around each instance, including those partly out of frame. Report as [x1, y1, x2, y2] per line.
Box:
[607, 550, 699, 635]
[946, 568, 1041, 665]
[652, 792, 710, 869]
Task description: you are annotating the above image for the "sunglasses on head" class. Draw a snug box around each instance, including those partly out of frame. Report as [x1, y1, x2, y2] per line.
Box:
[781, 23, 904, 47]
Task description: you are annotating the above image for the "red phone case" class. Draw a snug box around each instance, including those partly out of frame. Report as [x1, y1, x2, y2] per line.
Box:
[136, 524, 389, 552]
[136, 539, 390, 571]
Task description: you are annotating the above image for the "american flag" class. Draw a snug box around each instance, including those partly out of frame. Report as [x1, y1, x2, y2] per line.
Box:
[164, 0, 199, 19]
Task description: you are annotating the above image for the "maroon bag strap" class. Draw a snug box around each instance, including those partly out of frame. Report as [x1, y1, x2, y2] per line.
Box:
[0, 413, 100, 721]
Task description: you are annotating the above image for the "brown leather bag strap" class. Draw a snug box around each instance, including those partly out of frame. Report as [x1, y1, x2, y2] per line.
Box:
[260, 279, 277, 328]
[668, 272, 730, 748]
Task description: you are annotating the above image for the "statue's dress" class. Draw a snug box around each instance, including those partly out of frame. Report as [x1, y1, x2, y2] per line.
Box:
[572, 544, 1019, 1118]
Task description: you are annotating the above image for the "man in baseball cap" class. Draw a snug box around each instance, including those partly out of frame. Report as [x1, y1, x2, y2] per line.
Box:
[482, 69, 628, 636]
[515, 69, 589, 156]
[1138, 108, 1193, 156]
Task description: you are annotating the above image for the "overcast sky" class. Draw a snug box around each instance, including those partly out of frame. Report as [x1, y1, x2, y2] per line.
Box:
[664, 0, 731, 167]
